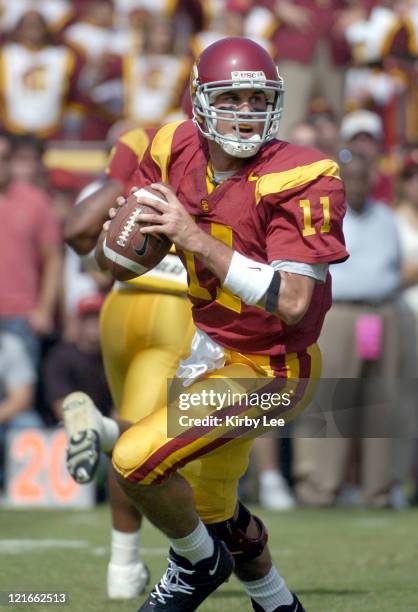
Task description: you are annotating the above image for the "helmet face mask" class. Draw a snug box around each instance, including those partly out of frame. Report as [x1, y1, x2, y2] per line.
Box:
[191, 38, 284, 158]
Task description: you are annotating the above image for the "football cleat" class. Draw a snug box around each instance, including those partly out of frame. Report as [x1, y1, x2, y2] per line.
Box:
[251, 593, 306, 611]
[62, 391, 101, 484]
[107, 560, 150, 600]
[138, 537, 234, 611]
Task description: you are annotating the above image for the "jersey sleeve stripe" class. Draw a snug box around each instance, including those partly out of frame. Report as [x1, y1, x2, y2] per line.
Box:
[150, 120, 186, 182]
[254, 159, 341, 204]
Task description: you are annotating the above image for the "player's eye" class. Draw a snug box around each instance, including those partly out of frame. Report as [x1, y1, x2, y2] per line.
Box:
[217, 105, 235, 111]
[250, 94, 267, 107]
[217, 94, 240, 105]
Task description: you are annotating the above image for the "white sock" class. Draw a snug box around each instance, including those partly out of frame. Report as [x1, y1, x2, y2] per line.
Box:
[110, 529, 140, 566]
[91, 406, 119, 453]
[242, 566, 293, 611]
[170, 520, 214, 565]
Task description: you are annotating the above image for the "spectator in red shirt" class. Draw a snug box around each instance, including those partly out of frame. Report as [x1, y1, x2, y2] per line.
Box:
[0, 131, 62, 364]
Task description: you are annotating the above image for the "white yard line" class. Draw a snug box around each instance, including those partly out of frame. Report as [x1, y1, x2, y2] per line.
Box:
[0, 539, 292, 557]
[0, 540, 88, 553]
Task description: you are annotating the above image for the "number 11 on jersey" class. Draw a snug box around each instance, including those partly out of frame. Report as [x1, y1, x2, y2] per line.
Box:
[300, 196, 331, 237]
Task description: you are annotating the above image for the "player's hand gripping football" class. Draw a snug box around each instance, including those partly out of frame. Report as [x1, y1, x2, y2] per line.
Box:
[129, 183, 204, 253]
[100, 183, 232, 283]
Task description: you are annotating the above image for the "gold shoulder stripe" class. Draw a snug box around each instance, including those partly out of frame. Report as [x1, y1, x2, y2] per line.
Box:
[119, 128, 150, 161]
[150, 120, 186, 182]
[254, 159, 341, 205]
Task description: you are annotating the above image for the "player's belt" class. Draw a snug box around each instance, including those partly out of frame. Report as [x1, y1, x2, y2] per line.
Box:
[115, 253, 187, 294]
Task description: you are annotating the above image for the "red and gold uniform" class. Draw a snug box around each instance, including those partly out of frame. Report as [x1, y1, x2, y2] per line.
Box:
[189, 0, 273, 58]
[98, 52, 191, 128]
[112, 119, 348, 522]
[0, 0, 74, 34]
[0, 42, 86, 138]
[100, 126, 194, 424]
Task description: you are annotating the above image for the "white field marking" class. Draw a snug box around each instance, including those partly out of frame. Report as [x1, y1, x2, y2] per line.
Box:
[91, 547, 180, 557]
[0, 539, 88, 554]
[0, 539, 292, 558]
[139, 547, 292, 557]
[88, 547, 169, 557]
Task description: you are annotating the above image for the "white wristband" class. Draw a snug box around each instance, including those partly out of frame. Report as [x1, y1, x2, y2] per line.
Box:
[223, 251, 274, 305]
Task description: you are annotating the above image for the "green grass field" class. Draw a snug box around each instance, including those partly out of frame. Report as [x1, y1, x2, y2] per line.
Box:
[0, 505, 417, 612]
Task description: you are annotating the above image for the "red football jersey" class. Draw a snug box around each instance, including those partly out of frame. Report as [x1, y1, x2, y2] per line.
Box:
[129, 120, 348, 356]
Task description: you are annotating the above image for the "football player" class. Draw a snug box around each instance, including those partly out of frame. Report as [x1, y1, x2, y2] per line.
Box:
[95, 37, 348, 611]
[63, 126, 195, 599]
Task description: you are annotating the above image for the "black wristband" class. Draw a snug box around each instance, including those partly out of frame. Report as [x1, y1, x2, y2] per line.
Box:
[265, 271, 281, 313]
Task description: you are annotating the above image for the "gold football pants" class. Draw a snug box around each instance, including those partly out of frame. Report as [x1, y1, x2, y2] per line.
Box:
[100, 289, 194, 422]
[112, 336, 322, 523]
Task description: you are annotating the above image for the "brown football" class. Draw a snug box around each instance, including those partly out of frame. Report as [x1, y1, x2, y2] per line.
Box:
[103, 186, 172, 281]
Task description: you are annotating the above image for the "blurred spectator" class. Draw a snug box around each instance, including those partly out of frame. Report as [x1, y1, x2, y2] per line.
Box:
[268, 0, 359, 141]
[0, 131, 62, 365]
[112, 0, 203, 37]
[294, 152, 408, 509]
[344, 2, 406, 109]
[43, 293, 112, 422]
[394, 149, 418, 505]
[63, 0, 119, 138]
[95, 12, 191, 126]
[340, 109, 383, 153]
[309, 108, 341, 159]
[189, 1, 272, 58]
[289, 121, 317, 148]
[0, 330, 41, 488]
[344, 1, 418, 146]
[395, 149, 418, 322]
[64, 0, 115, 64]
[0, 0, 74, 34]
[9, 134, 47, 189]
[340, 109, 397, 205]
[0, 10, 88, 139]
